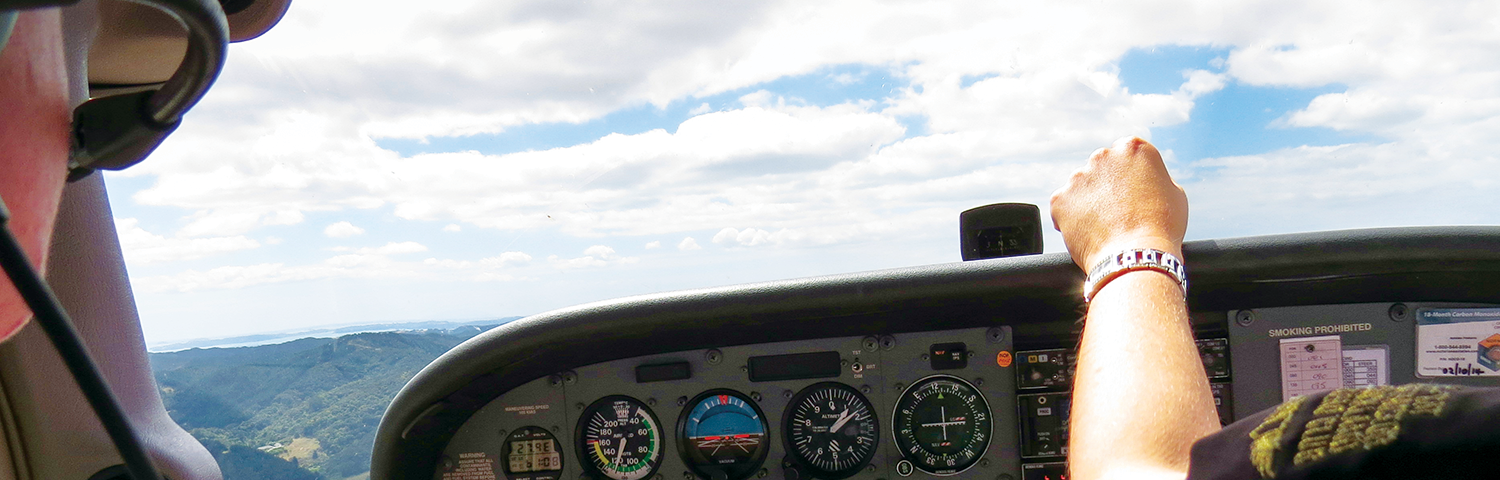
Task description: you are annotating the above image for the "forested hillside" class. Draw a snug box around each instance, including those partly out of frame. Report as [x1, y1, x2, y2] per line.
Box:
[150, 325, 499, 479]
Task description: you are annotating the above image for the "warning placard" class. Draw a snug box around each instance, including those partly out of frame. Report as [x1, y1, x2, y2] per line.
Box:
[1417, 308, 1500, 377]
[442, 452, 498, 480]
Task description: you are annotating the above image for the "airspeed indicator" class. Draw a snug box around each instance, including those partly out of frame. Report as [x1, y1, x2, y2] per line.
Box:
[576, 396, 663, 480]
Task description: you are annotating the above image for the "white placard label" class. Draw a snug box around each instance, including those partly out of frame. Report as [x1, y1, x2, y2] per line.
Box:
[1280, 335, 1343, 401]
[1416, 308, 1500, 377]
[1342, 346, 1389, 388]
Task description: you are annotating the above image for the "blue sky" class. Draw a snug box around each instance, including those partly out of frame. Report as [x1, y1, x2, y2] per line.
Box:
[106, 1, 1500, 346]
[375, 64, 917, 158]
[365, 47, 1368, 172]
[1119, 46, 1377, 161]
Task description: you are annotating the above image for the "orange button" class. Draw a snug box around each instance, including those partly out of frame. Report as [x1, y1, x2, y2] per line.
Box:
[996, 351, 1013, 368]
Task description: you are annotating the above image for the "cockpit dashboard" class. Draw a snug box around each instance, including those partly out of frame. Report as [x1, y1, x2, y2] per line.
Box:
[373, 226, 1500, 480]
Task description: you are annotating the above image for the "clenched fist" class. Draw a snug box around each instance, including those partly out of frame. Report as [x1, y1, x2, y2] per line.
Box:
[1049, 137, 1188, 275]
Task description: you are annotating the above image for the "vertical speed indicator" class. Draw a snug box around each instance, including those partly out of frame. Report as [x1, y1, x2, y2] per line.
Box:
[891, 375, 992, 476]
[577, 396, 664, 480]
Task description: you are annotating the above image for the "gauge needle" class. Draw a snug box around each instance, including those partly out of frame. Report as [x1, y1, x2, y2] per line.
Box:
[940, 406, 947, 440]
[614, 436, 627, 466]
[829, 409, 854, 433]
[918, 407, 967, 440]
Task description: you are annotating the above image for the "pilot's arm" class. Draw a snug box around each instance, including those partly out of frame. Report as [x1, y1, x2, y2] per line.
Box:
[1050, 137, 1221, 480]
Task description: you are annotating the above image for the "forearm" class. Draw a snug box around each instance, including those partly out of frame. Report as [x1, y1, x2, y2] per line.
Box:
[1068, 268, 1221, 480]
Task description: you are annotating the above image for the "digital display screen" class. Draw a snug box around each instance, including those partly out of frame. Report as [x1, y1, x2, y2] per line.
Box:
[976, 225, 1035, 255]
[747, 351, 841, 382]
[506, 438, 561, 473]
[636, 361, 691, 383]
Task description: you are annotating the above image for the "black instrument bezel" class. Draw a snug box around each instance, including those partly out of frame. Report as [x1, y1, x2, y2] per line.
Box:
[676, 389, 772, 480]
[890, 374, 992, 476]
[575, 395, 666, 480]
[781, 382, 881, 480]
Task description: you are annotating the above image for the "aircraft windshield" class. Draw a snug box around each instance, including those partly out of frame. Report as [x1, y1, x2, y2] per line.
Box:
[110, 1, 1500, 348]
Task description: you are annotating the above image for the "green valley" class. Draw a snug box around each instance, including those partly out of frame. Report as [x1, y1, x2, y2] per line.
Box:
[150, 323, 507, 479]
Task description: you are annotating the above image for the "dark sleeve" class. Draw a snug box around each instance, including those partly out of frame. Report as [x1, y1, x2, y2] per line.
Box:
[1185, 384, 1500, 480]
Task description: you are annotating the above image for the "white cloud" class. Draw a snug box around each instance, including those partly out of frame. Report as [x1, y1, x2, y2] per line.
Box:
[115, 218, 261, 265]
[134, 256, 417, 293]
[486, 251, 533, 266]
[147, 0, 1498, 159]
[324, 221, 366, 238]
[134, 245, 529, 293]
[1175, 70, 1227, 98]
[422, 251, 534, 281]
[548, 255, 605, 269]
[1278, 90, 1422, 132]
[426, 251, 532, 268]
[828, 72, 860, 85]
[549, 245, 639, 269]
[136, 99, 910, 243]
[711, 227, 802, 247]
[442, 223, 463, 232]
[141, 0, 1500, 254]
[645, 241, 662, 249]
[584, 245, 618, 259]
[119, 0, 1500, 338]
[1183, 137, 1500, 231]
[133, 3, 1500, 245]
[357, 241, 428, 255]
[173, 208, 306, 237]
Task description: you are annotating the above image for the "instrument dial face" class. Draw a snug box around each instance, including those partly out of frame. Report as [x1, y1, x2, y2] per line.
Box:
[576, 396, 664, 480]
[891, 375, 992, 476]
[784, 383, 879, 480]
[677, 389, 770, 480]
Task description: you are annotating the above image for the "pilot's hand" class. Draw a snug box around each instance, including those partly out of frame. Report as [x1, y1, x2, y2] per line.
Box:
[1049, 136, 1188, 274]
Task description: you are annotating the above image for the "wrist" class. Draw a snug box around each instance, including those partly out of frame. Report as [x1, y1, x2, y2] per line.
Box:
[1082, 246, 1188, 303]
[1083, 236, 1182, 277]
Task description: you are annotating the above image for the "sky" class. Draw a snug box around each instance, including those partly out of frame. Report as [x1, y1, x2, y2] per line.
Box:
[107, 0, 1500, 346]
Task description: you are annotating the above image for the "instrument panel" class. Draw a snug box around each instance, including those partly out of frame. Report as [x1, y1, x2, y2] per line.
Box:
[433, 302, 1500, 480]
[437, 328, 1021, 480]
[382, 227, 1500, 480]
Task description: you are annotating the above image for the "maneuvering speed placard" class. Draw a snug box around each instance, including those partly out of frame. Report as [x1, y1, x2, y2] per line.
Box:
[892, 375, 992, 475]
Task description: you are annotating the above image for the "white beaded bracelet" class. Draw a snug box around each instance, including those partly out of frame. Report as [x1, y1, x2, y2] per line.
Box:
[1083, 248, 1188, 303]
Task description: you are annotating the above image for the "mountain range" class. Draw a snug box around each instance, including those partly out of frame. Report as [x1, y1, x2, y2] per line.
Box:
[150, 323, 507, 479]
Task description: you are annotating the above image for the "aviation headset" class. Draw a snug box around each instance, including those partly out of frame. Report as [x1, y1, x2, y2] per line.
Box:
[2, 0, 290, 180]
[0, 1, 288, 478]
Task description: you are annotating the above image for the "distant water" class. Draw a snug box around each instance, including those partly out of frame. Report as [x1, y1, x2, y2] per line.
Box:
[147, 317, 522, 352]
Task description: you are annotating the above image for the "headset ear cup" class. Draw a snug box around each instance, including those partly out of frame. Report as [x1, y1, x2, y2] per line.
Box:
[224, 0, 292, 42]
